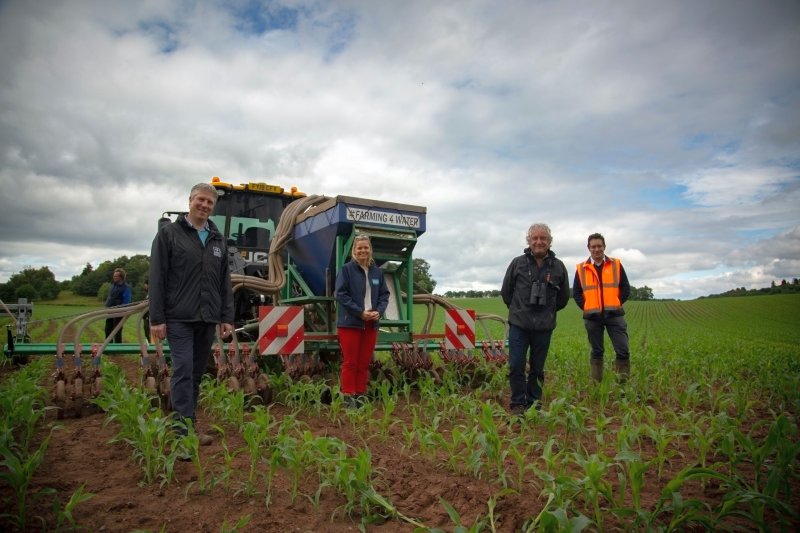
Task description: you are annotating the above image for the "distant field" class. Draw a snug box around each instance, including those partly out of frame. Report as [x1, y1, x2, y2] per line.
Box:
[7, 293, 799, 361]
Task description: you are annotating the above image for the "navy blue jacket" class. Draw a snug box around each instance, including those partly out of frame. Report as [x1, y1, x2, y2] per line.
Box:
[148, 215, 234, 326]
[335, 260, 390, 329]
[106, 281, 132, 307]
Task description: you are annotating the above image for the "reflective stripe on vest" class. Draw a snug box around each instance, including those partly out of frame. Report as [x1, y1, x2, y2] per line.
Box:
[576, 258, 622, 316]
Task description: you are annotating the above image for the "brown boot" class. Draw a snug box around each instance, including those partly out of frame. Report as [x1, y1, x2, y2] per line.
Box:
[590, 360, 604, 382]
[614, 359, 630, 384]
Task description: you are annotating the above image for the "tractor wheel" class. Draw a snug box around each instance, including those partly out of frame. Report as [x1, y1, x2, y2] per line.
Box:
[227, 376, 240, 392]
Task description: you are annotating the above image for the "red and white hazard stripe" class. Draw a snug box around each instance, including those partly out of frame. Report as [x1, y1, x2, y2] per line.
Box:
[444, 309, 476, 350]
[258, 306, 305, 356]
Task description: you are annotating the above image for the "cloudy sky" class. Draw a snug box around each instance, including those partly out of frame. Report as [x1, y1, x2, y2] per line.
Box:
[1, 0, 798, 300]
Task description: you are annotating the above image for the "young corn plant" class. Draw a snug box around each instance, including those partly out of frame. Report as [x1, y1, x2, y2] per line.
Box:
[0, 357, 51, 452]
[95, 363, 181, 486]
[0, 428, 56, 530]
[199, 379, 246, 430]
[278, 377, 331, 415]
[430, 496, 488, 533]
[238, 405, 275, 497]
[475, 402, 509, 487]
[50, 483, 94, 532]
[614, 450, 652, 512]
[571, 450, 614, 530]
[644, 425, 685, 480]
[124, 413, 182, 486]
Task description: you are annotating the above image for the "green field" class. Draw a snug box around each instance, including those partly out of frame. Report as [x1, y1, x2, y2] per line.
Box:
[2, 293, 799, 530]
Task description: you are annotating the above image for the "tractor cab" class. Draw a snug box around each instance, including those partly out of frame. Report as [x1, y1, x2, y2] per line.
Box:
[208, 177, 306, 276]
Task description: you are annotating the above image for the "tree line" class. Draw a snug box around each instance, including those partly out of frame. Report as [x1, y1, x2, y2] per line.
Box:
[3, 256, 796, 305]
[699, 278, 800, 298]
[0, 255, 435, 304]
[0, 255, 150, 304]
[442, 285, 656, 300]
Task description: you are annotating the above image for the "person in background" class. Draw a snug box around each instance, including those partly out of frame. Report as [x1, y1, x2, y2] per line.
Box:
[335, 234, 390, 409]
[104, 268, 132, 343]
[149, 182, 235, 446]
[501, 223, 570, 416]
[573, 233, 632, 383]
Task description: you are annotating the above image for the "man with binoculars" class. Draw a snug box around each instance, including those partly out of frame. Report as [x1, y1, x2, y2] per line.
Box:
[501, 223, 570, 416]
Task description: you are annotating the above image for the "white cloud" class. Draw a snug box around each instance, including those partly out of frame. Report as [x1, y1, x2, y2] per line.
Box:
[1, 0, 799, 301]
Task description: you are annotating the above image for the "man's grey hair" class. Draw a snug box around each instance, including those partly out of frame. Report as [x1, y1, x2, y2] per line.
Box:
[526, 223, 553, 244]
[189, 182, 218, 202]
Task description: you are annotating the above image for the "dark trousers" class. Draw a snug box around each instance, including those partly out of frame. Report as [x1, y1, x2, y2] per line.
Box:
[167, 321, 216, 422]
[584, 315, 630, 361]
[507, 323, 553, 408]
[142, 311, 150, 343]
[104, 317, 123, 343]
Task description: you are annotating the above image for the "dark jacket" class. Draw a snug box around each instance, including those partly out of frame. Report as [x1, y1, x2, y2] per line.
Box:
[572, 258, 630, 319]
[501, 248, 569, 331]
[105, 281, 132, 307]
[148, 215, 234, 326]
[335, 260, 390, 329]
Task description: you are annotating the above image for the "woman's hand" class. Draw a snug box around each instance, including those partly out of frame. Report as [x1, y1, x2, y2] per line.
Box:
[362, 310, 380, 321]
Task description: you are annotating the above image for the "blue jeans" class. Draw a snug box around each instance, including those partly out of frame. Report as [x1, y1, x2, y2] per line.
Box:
[508, 324, 553, 408]
[167, 321, 216, 422]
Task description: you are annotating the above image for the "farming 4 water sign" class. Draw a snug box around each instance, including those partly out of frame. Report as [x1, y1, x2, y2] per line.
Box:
[345, 207, 421, 229]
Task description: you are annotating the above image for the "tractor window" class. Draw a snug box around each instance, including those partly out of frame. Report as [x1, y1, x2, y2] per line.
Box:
[211, 190, 291, 250]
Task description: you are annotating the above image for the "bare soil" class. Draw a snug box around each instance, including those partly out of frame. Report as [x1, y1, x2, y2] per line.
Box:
[1, 356, 798, 533]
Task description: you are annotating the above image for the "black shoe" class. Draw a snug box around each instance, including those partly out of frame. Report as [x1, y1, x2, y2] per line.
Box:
[343, 395, 358, 409]
[509, 405, 526, 417]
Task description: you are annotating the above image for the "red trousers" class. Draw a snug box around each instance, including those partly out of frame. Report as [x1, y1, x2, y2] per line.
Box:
[337, 326, 377, 395]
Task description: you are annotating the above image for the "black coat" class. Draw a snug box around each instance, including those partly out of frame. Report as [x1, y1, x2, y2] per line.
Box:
[148, 215, 234, 326]
[501, 248, 570, 331]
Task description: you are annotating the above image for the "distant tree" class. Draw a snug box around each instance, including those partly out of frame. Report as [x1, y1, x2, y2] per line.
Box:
[0, 282, 13, 302]
[2, 266, 60, 301]
[14, 283, 36, 300]
[399, 258, 437, 294]
[629, 285, 654, 301]
[71, 255, 149, 298]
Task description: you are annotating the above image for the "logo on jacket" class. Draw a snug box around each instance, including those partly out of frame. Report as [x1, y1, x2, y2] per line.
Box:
[213, 246, 222, 258]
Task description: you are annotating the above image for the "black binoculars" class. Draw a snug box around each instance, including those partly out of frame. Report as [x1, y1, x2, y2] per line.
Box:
[529, 281, 547, 306]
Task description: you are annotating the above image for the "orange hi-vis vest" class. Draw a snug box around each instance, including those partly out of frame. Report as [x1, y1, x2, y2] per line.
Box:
[576, 257, 623, 316]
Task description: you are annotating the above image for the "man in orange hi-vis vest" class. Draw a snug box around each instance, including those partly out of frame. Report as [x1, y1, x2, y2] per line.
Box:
[573, 233, 631, 383]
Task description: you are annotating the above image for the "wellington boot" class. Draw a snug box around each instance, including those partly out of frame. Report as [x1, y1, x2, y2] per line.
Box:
[590, 360, 604, 383]
[614, 359, 630, 384]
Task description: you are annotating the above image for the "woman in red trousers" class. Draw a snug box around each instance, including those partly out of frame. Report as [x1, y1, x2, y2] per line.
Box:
[334, 234, 389, 408]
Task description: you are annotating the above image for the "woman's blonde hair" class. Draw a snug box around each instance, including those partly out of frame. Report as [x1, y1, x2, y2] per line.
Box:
[351, 234, 375, 265]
